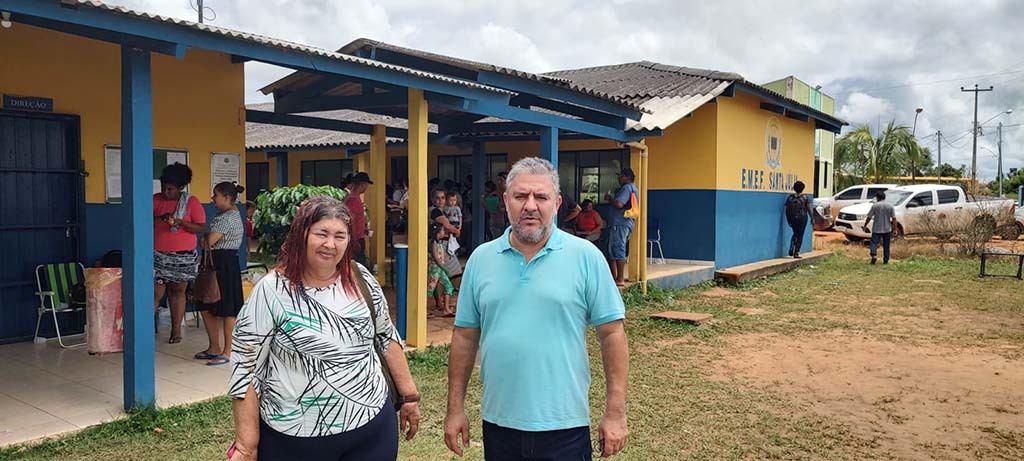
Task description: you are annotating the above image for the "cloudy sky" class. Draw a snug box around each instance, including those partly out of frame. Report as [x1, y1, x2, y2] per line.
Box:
[122, 0, 1024, 180]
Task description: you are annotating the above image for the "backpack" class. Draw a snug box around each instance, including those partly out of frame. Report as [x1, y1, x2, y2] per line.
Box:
[786, 194, 808, 221]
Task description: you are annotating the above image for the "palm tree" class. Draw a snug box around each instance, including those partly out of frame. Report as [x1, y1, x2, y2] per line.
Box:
[837, 121, 923, 184]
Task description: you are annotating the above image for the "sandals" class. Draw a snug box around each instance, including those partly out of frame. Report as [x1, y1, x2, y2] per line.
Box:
[206, 355, 230, 366]
[194, 351, 219, 360]
[168, 335, 183, 344]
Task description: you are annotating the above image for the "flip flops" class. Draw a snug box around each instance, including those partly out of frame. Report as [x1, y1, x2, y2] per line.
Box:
[194, 351, 219, 360]
[206, 355, 230, 366]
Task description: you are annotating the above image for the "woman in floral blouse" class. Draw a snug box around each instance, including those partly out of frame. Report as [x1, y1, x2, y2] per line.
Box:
[228, 196, 420, 461]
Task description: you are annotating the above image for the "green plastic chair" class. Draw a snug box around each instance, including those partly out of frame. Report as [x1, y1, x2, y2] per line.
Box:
[34, 262, 87, 348]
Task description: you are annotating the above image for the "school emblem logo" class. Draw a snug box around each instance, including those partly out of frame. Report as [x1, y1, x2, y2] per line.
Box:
[765, 116, 782, 170]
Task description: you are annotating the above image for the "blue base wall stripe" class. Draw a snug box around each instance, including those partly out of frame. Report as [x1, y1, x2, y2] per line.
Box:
[714, 190, 813, 268]
[647, 189, 716, 261]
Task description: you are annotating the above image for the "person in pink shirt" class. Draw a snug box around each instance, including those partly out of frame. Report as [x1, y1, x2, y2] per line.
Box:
[153, 163, 205, 343]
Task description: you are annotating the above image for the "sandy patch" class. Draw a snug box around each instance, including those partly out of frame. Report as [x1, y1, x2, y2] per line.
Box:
[713, 332, 1024, 459]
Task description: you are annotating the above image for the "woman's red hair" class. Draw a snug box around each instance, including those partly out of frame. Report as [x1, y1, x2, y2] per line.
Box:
[275, 195, 359, 298]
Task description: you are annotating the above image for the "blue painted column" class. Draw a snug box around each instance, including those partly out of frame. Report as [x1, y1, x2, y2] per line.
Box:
[120, 46, 155, 411]
[471, 142, 486, 249]
[539, 127, 559, 225]
[539, 127, 559, 169]
[269, 151, 288, 188]
[394, 243, 408, 340]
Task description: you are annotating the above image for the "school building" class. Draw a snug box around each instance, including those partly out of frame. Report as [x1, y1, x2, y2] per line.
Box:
[246, 41, 846, 282]
[0, 1, 843, 429]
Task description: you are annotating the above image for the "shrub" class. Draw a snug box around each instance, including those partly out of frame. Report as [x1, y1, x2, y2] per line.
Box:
[916, 201, 1017, 256]
[252, 184, 348, 260]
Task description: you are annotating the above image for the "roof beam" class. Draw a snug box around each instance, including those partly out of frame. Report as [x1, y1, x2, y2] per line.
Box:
[434, 99, 646, 142]
[4, 0, 513, 105]
[815, 119, 843, 134]
[784, 108, 809, 122]
[12, 13, 186, 57]
[246, 110, 408, 138]
[276, 91, 408, 113]
[370, 47, 478, 81]
[510, 94, 626, 130]
[759, 102, 785, 115]
[476, 71, 643, 121]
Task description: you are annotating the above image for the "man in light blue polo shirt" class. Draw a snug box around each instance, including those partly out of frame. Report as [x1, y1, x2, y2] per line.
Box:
[445, 157, 630, 460]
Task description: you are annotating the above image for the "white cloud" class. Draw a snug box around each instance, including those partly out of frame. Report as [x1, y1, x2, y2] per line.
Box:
[838, 93, 894, 128]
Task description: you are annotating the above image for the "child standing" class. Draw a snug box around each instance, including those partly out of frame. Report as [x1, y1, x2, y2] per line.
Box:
[444, 190, 463, 252]
[427, 222, 456, 316]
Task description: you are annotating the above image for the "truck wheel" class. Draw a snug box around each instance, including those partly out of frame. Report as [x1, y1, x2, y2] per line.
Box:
[997, 223, 1022, 241]
[892, 224, 904, 240]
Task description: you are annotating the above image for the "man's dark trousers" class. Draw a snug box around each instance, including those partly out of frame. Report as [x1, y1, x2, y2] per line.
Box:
[788, 216, 808, 257]
[482, 421, 592, 461]
[870, 232, 892, 263]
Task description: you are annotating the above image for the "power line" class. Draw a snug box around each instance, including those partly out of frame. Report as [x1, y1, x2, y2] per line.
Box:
[833, 69, 1024, 95]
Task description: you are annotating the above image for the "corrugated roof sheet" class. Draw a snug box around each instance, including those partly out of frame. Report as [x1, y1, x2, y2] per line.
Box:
[320, 38, 649, 114]
[545, 61, 845, 130]
[245, 103, 438, 151]
[64, 1, 515, 97]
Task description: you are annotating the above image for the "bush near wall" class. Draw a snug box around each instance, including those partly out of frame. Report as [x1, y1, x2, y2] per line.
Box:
[253, 184, 348, 260]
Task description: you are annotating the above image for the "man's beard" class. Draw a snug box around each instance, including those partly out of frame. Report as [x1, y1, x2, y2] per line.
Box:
[511, 212, 552, 244]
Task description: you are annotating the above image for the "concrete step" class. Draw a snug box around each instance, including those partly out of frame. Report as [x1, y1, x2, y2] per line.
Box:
[715, 250, 832, 284]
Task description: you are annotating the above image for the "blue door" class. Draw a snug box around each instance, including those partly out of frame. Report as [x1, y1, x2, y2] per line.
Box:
[0, 111, 82, 343]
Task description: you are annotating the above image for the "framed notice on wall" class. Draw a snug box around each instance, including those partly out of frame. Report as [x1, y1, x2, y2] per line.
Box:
[104, 146, 189, 203]
[210, 152, 241, 194]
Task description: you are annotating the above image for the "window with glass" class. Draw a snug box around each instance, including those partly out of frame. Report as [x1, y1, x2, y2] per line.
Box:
[937, 189, 960, 204]
[910, 192, 934, 207]
[300, 159, 353, 187]
[836, 187, 862, 200]
[558, 149, 629, 204]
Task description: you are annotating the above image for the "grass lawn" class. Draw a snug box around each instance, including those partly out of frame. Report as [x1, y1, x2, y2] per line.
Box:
[2, 252, 1022, 460]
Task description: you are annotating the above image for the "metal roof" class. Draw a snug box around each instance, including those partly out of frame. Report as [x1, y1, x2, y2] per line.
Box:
[262, 38, 648, 114]
[62, 1, 516, 97]
[245, 103, 438, 151]
[545, 61, 845, 131]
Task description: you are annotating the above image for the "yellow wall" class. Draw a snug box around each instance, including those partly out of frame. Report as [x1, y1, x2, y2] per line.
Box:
[716, 91, 816, 192]
[0, 24, 246, 203]
[645, 103, 718, 190]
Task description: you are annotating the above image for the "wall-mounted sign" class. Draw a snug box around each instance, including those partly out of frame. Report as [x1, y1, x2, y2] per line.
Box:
[3, 94, 54, 112]
[211, 152, 241, 194]
[739, 116, 799, 192]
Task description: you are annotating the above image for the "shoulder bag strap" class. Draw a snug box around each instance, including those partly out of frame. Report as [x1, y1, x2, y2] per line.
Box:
[350, 261, 400, 408]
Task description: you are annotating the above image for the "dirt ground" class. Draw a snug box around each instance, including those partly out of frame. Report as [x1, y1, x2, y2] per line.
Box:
[675, 251, 1024, 460]
[715, 332, 1023, 460]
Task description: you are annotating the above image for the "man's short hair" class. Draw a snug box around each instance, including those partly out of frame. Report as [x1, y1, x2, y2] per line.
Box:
[875, 191, 886, 200]
[793, 181, 805, 193]
[506, 157, 560, 195]
[619, 167, 635, 181]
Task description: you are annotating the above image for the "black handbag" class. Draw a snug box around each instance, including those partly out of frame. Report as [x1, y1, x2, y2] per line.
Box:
[351, 261, 401, 411]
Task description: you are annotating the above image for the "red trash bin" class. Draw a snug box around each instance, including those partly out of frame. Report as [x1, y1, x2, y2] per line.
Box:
[85, 268, 124, 354]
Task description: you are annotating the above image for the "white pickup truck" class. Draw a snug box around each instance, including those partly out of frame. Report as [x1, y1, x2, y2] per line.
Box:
[834, 184, 1018, 241]
[813, 184, 897, 230]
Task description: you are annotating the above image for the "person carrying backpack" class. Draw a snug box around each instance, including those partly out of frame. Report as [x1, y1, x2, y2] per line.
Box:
[784, 181, 812, 258]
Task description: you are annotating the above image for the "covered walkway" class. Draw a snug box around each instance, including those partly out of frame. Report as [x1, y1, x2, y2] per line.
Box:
[1, 0, 651, 418]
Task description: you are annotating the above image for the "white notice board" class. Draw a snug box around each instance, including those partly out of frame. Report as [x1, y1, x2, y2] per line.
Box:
[104, 146, 189, 203]
[210, 152, 241, 194]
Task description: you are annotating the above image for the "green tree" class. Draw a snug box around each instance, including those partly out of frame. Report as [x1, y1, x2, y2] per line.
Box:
[836, 120, 923, 185]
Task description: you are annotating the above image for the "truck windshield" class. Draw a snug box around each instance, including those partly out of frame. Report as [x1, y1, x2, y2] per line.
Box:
[884, 190, 913, 205]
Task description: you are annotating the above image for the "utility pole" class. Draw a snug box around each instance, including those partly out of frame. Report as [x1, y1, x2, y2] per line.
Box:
[961, 84, 993, 194]
[936, 130, 942, 184]
[197, 0, 203, 23]
[998, 122, 1003, 197]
